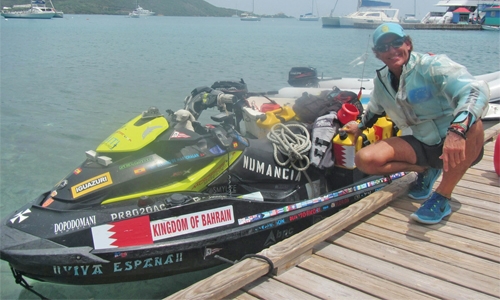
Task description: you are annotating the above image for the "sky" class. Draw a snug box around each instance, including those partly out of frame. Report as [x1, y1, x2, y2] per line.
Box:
[205, 0, 446, 19]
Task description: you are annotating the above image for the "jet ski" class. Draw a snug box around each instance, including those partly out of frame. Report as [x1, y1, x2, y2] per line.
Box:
[0, 80, 405, 288]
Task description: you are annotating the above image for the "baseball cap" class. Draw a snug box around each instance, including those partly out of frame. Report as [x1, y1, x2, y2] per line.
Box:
[373, 23, 406, 46]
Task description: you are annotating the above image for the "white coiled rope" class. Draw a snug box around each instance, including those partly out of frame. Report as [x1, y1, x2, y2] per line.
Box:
[266, 122, 311, 172]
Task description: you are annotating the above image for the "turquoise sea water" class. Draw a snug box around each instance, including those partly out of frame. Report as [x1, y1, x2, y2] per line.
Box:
[1, 15, 499, 299]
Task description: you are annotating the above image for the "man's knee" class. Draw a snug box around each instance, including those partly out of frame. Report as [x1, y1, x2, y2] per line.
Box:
[355, 148, 375, 173]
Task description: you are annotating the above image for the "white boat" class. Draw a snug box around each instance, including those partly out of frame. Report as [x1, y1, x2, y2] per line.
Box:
[421, 0, 498, 24]
[240, 13, 260, 21]
[402, 14, 422, 23]
[322, 0, 400, 28]
[128, 2, 155, 18]
[402, 1, 420, 23]
[299, 13, 319, 21]
[482, 24, 500, 30]
[322, 0, 341, 27]
[48, 0, 62, 18]
[1, 0, 55, 19]
[299, 0, 319, 21]
[338, 8, 400, 27]
[240, 0, 260, 21]
[280, 70, 499, 103]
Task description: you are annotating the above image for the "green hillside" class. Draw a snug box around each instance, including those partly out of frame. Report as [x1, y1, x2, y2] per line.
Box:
[1, 0, 244, 16]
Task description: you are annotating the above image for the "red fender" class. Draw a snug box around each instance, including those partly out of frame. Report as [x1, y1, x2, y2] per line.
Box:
[494, 134, 500, 176]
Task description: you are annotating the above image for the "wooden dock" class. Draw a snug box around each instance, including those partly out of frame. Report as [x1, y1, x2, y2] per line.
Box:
[166, 123, 500, 300]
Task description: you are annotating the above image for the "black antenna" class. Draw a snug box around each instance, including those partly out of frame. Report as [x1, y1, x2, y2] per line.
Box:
[358, 34, 371, 99]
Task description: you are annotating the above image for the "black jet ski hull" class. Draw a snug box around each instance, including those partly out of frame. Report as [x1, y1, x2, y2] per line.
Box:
[0, 174, 403, 285]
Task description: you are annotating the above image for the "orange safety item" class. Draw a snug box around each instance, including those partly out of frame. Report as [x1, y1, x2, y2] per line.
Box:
[337, 103, 359, 125]
[260, 103, 281, 112]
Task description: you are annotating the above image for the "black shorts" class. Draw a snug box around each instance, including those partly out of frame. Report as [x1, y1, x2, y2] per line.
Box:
[399, 135, 484, 169]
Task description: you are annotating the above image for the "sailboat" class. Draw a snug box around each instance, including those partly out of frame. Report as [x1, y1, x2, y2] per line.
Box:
[241, 0, 260, 21]
[299, 0, 320, 21]
[1, 0, 55, 19]
[402, 0, 421, 23]
[48, 0, 63, 18]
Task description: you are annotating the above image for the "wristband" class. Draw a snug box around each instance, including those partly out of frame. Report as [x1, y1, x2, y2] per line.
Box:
[447, 127, 467, 140]
[451, 111, 476, 133]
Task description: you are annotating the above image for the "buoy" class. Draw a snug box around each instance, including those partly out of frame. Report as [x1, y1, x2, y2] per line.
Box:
[494, 134, 500, 176]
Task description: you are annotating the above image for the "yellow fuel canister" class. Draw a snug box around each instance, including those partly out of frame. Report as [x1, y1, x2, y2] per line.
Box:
[256, 105, 296, 129]
[333, 130, 361, 169]
[373, 117, 393, 141]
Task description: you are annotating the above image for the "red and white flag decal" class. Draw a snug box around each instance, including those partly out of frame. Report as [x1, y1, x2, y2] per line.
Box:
[91, 215, 152, 250]
[91, 206, 234, 249]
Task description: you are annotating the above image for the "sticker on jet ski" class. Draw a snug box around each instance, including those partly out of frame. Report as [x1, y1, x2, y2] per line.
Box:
[71, 172, 113, 198]
[91, 205, 234, 249]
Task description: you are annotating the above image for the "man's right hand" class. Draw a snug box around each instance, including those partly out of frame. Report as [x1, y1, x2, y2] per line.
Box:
[342, 121, 362, 141]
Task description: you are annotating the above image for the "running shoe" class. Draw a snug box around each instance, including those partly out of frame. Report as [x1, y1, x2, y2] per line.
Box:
[408, 168, 442, 200]
[410, 192, 451, 224]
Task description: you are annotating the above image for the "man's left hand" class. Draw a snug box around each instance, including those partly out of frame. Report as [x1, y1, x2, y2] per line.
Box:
[440, 131, 466, 172]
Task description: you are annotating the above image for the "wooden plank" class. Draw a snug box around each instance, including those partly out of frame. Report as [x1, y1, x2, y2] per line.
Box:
[465, 167, 500, 181]
[469, 160, 496, 173]
[464, 164, 498, 176]
[448, 177, 499, 194]
[451, 185, 500, 204]
[313, 243, 498, 299]
[273, 265, 377, 299]
[242, 277, 321, 300]
[450, 193, 500, 212]
[459, 173, 499, 187]
[328, 231, 500, 296]
[273, 249, 312, 276]
[361, 213, 500, 262]
[164, 173, 416, 300]
[379, 204, 500, 246]
[485, 141, 495, 151]
[484, 123, 500, 142]
[225, 290, 260, 300]
[346, 221, 500, 279]
[298, 253, 437, 299]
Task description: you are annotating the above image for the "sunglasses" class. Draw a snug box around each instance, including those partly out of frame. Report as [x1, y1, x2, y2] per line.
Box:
[374, 37, 406, 53]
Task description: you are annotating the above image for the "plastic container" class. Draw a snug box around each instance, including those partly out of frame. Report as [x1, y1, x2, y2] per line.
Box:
[373, 117, 394, 141]
[256, 105, 296, 129]
[359, 127, 377, 147]
[333, 125, 380, 169]
[333, 130, 362, 169]
[337, 103, 359, 125]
